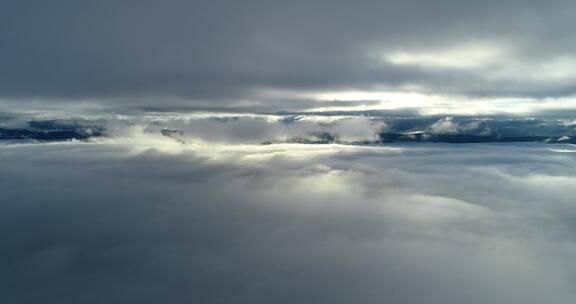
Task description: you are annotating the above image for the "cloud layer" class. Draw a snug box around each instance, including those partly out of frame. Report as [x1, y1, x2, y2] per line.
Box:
[2, 0, 576, 111]
[4, 3, 576, 302]
[2, 110, 576, 144]
[1, 139, 576, 303]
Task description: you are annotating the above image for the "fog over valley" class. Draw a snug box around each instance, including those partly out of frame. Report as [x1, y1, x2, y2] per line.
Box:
[2, 0, 576, 303]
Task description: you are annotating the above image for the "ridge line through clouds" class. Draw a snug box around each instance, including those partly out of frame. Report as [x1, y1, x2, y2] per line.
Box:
[2, 111, 576, 145]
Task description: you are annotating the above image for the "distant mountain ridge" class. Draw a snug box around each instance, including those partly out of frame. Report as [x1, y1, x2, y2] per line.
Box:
[1, 115, 575, 144]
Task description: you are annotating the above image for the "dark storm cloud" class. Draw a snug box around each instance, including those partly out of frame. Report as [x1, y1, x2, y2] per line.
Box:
[2, 0, 576, 106]
[1, 141, 576, 303]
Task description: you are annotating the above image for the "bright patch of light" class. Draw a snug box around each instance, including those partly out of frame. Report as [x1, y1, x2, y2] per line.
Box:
[313, 91, 442, 110]
[312, 90, 533, 115]
[490, 56, 576, 81]
[385, 45, 502, 69]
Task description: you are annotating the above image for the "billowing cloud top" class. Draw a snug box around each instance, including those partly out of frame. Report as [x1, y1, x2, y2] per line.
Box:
[4, 4, 576, 302]
[2, 135, 576, 303]
[2, 0, 576, 113]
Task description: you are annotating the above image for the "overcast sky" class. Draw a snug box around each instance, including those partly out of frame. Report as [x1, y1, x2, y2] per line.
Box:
[3, 3, 576, 302]
[2, 0, 576, 113]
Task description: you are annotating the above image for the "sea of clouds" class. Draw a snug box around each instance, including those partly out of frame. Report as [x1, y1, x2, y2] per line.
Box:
[1, 131, 576, 303]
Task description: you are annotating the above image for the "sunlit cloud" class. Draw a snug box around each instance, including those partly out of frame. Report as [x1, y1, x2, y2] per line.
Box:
[385, 44, 503, 69]
[2, 139, 576, 303]
[3, 1, 576, 302]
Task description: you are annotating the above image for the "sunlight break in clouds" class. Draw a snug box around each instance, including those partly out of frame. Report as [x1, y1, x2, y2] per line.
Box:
[3, 0, 576, 303]
[385, 44, 503, 69]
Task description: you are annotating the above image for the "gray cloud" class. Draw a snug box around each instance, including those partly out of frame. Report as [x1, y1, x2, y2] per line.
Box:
[4, 4, 576, 302]
[3, 111, 576, 144]
[2, 0, 576, 109]
[1, 140, 576, 303]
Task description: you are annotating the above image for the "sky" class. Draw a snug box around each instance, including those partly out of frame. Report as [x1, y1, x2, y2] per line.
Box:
[2, 0, 576, 114]
[2, 1, 576, 303]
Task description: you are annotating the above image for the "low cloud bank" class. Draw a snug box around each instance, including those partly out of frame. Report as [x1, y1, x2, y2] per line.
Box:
[1, 140, 576, 303]
[2, 111, 576, 144]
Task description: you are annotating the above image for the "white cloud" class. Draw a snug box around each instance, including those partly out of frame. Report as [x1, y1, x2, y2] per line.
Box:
[1, 139, 576, 303]
[385, 44, 503, 69]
